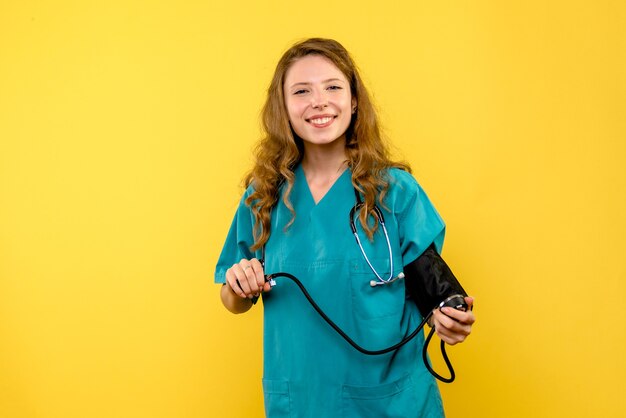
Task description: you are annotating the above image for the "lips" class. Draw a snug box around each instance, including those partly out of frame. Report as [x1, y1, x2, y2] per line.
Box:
[306, 114, 337, 128]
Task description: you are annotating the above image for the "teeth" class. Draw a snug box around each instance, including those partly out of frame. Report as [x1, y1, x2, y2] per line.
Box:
[310, 117, 332, 125]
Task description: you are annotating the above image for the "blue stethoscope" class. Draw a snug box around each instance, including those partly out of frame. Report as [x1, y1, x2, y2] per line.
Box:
[265, 190, 404, 288]
[349, 189, 405, 287]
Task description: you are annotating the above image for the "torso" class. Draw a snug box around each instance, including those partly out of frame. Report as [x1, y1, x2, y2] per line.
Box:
[258, 165, 444, 418]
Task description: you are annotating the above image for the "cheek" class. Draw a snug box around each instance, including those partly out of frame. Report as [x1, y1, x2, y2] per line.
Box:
[285, 100, 304, 121]
[341, 95, 353, 111]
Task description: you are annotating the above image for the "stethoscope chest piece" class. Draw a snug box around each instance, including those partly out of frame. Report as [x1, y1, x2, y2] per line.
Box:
[370, 271, 404, 287]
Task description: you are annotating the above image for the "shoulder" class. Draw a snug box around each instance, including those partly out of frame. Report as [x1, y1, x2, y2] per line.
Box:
[239, 179, 261, 203]
[229, 183, 256, 215]
[243, 182, 256, 198]
[383, 168, 437, 218]
[385, 167, 421, 197]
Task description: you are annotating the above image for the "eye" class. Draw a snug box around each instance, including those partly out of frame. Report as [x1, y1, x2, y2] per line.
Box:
[293, 89, 308, 95]
[327, 85, 342, 91]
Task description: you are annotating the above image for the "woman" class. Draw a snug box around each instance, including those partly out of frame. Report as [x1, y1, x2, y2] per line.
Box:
[215, 38, 475, 417]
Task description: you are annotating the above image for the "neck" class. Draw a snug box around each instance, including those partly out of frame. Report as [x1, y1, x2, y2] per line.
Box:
[301, 136, 348, 177]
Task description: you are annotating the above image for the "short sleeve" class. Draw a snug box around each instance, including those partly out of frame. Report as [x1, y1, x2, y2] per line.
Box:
[396, 174, 446, 267]
[214, 188, 256, 284]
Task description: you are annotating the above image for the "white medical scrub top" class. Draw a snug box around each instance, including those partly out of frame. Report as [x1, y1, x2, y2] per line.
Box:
[215, 165, 447, 418]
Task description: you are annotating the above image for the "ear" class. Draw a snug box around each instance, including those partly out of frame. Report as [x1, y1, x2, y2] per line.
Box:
[351, 97, 357, 114]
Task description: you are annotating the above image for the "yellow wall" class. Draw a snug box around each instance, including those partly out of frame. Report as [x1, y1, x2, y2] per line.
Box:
[1, 1, 624, 417]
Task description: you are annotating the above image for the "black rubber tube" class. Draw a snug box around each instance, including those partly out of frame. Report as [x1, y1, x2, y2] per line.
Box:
[266, 272, 457, 382]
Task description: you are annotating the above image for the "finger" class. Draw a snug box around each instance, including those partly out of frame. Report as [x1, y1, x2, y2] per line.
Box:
[225, 268, 246, 298]
[441, 307, 476, 325]
[432, 310, 456, 331]
[435, 327, 464, 345]
[440, 307, 475, 324]
[250, 258, 265, 288]
[433, 324, 454, 344]
[462, 309, 476, 325]
[239, 259, 260, 295]
[232, 263, 254, 297]
[431, 317, 458, 344]
[433, 314, 470, 344]
[433, 310, 471, 336]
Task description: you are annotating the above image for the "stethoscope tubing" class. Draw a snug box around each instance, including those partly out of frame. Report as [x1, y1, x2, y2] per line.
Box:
[264, 271, 457, 383]
[266, 271, 427, 355]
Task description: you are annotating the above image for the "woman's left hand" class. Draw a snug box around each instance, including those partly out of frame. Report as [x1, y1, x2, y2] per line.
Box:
[431, 296, 475, 345]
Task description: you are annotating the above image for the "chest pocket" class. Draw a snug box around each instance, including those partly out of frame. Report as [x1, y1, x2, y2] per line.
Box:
[349, 257, 406, 319]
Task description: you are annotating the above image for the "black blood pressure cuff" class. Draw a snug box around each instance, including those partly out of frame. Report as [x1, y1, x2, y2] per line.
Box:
[404, 244, 468, 318]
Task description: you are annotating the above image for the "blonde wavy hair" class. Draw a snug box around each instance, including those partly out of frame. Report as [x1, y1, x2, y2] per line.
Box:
[244, 38, 410, 251]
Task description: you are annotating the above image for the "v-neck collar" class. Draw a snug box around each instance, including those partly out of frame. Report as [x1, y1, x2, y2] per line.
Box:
[296, 164, 351, 207]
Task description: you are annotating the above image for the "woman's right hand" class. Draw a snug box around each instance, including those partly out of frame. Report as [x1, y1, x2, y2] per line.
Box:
[225, 258, 271, 299]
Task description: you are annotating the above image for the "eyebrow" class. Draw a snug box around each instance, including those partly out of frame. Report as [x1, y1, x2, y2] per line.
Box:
[288, 78, 346, 89]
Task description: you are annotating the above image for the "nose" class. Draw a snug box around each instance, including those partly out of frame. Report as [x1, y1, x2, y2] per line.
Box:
[311, 88, 328, 109]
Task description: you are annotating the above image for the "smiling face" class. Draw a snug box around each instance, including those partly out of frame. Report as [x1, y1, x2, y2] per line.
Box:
[283, 54, 356, 149]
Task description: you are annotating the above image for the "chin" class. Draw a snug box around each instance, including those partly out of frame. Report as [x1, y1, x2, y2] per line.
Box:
[304, 137, 343, 146]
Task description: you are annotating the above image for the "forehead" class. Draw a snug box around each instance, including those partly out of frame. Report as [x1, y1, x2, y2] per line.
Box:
[284, 54, 348, 86]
